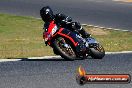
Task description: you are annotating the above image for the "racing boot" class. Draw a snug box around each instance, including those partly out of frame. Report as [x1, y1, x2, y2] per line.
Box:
[78, 28, 91, 38]
[73, 22, 91, 38]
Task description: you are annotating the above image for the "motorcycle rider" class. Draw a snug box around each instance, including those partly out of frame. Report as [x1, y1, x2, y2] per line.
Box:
[40, 6, 91, 40]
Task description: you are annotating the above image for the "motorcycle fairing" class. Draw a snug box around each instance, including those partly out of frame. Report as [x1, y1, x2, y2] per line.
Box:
[44, 20, 86, 54]
[56, 28, 87, 55]
[57, 28, 80, 46]
[43, 20, 58, 45]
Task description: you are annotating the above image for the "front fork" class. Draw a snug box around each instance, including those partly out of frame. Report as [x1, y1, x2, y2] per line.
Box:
[76, 37, 98, 58]
[75, 37, 89, 58]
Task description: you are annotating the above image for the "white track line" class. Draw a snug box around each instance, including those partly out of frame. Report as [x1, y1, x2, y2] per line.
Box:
[106, 51, 132, 54]
[0, 59, 22, 62]
[0, 51, 132, 62]
[82, 24, 132, 32]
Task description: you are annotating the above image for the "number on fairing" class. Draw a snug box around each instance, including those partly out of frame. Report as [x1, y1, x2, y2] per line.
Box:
[51, 25, 58, 35]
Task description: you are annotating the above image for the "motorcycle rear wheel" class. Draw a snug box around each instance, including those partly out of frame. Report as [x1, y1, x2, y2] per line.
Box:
[90, 44, 105, 59]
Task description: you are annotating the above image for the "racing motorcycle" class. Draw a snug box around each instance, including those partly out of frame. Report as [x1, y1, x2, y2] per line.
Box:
[43, 20, 105, 60]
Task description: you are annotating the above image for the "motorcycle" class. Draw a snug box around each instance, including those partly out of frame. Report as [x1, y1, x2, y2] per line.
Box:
[43, 20, 105, 60]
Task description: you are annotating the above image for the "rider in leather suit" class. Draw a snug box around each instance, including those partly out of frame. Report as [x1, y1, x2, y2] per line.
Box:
[40, 6, 90, 40]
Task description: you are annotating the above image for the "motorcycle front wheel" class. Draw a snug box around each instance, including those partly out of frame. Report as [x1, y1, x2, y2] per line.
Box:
[52, 37, 77, 61]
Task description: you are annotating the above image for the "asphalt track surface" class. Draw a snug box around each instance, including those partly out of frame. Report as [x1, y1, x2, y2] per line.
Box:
[0, 0, 132, 30]
[0, 53, 132, 88]
[0, 0, 132, 88]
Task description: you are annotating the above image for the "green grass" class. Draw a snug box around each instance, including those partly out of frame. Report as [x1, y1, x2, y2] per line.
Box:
[0, 14, 54, 58]
[83, 26, 132, 52]
[0, 14, 132, 58]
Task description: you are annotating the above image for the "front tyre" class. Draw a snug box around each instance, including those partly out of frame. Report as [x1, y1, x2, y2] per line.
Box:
[52, 37, 76, 61]
[90, 44, 105, 59]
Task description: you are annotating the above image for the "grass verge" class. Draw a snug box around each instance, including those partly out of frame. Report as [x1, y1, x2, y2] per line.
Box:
[0, 14, 132, 58]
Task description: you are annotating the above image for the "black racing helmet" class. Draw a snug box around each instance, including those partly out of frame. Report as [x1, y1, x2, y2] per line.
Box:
[40, 6, 54, 22]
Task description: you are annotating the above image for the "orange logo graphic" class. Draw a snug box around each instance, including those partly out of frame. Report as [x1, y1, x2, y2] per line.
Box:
[76, 66, 131, 85]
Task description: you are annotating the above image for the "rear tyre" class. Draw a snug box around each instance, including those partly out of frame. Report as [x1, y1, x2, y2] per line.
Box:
[90, 44, 105, 59]
[52, 37, 77, 61]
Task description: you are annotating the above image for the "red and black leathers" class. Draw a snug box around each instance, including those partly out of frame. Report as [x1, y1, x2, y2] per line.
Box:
[44, 13, 90, 38]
